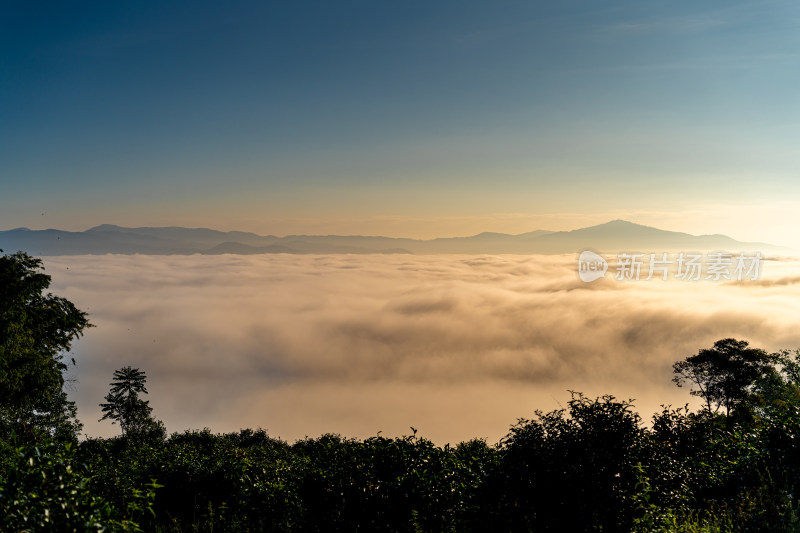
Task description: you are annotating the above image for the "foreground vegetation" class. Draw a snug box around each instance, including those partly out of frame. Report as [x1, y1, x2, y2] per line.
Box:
[4, 251, 800, 531]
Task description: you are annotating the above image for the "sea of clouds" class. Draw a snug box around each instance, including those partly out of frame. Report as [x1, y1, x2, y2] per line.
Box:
[43, 253, 800, 444]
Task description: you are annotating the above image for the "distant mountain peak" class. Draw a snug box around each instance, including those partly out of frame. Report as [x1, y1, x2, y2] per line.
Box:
[583, 220, 652, 230]
[603, 219, 639, 226]
[87, 224, 124, 232]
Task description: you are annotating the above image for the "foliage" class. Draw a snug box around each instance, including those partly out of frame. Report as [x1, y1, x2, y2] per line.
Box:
[0, 443, 155, 532]
[495, 392, 645, 532]
[672, 338, 776, 419]
[100, 366, 166, 443]
[0, 251, 90, 445]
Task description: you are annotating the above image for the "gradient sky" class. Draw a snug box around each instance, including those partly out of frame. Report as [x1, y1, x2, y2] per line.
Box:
[2, 0, 799, 245]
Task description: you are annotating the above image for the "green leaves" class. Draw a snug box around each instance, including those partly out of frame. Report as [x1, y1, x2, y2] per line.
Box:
[0, 251, 90, 445]
[0, 443, 153, 532]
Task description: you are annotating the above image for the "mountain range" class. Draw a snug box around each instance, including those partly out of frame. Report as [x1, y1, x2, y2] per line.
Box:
[0, 220, 785, 256]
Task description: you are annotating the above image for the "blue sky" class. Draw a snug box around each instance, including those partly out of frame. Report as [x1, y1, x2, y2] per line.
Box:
[2, 0, 799, 244]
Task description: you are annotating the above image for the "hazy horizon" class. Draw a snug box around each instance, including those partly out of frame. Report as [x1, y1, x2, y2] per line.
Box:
[1, 218, 793, 252]
[3, 212, 799, 251]
[3, 1, 800, 247]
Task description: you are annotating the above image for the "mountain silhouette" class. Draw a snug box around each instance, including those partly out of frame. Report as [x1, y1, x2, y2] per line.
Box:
[0, 220, 785, 256]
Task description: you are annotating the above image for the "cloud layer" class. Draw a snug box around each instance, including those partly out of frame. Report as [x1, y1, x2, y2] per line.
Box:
[42, 253, 800, 444]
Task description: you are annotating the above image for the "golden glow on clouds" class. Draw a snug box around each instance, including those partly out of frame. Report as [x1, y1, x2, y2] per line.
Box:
[45, 253, 800, 444]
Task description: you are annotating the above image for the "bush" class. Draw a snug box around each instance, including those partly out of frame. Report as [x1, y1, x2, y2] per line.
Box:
[0, 443, 155, 532]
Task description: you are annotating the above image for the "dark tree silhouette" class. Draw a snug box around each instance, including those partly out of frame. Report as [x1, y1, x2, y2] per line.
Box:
[672, 338, 777, 418]
[0, 250, 90, 443]
[100, 366, 165, 441]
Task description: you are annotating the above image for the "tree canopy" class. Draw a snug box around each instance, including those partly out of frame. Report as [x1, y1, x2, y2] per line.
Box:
[672, 338, 776, 418]
[100, 366, 165, 442]
[0, 250, 90, 443]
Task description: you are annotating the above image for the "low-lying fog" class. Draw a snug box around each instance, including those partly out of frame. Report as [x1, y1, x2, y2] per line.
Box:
[44, 253, 800, 444]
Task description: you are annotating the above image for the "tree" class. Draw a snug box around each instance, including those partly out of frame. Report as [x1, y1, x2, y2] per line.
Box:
[100, 366, 165, 441]
[672, 338, 777, 419]
[0, 251, 90, 444]
[498, 393, 645, 531]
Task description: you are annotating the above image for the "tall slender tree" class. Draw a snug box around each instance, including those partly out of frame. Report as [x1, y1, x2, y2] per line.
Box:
[100, 366, 165, 441]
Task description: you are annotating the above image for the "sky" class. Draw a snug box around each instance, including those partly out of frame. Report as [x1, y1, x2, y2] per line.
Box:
[2, 0, 799, 245]
[4, 1, 800, 442]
